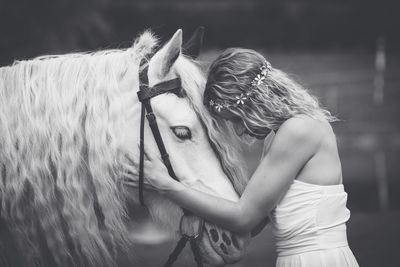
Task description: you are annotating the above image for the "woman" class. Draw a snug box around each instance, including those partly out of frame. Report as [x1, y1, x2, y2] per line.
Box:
[139, 48, 359, 266]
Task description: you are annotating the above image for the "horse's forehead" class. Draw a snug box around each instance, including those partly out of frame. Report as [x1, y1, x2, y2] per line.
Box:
[151, 94, 198, 124]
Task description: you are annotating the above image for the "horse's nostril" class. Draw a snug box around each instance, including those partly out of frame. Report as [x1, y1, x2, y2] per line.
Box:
[231, 235, 239, 248]
[222, 232, 231, 246]
[209, 229, 219, 242]
[220, 243, 228, 254]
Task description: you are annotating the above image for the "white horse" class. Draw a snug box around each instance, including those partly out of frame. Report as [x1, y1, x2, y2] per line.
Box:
[0, 29, 250, 267]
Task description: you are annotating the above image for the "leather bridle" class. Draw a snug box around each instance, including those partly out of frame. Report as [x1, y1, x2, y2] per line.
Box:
[137, 57, 204, 267]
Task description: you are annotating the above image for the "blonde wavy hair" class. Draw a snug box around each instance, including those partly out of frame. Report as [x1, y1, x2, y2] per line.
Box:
[0, 33, 248, 267]
[204, 48, 337, 138]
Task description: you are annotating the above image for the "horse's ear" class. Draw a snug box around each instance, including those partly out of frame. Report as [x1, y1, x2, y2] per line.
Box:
[182, 26, 205, 59]
[152, 29, 182, 77]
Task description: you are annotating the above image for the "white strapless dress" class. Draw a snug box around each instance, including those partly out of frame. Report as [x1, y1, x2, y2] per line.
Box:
[270, 180, 359, 267]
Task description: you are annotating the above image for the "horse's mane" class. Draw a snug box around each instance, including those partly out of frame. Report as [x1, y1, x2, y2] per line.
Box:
[0, 31, 247, 267]
[0, 31, 158, 267]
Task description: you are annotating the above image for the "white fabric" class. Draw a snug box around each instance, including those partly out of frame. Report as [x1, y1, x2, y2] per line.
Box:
[270, 180, 359, 267]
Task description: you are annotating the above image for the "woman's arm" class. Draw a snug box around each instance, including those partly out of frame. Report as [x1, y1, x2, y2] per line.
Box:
[144, 117, 322, 233]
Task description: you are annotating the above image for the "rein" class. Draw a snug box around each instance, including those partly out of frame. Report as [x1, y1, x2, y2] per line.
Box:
[137, 57, 204, 267]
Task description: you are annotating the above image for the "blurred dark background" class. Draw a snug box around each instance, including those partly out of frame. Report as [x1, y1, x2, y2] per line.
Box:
[1, 0, 400, 65]
[1, 0, 399, 266]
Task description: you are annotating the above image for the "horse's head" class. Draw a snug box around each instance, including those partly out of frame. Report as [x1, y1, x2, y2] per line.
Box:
[126, 29, 251, 265]
[0, 28, 250, 267]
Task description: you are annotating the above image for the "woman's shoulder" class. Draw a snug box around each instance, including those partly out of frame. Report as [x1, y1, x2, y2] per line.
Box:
[276, 116, 327, 145]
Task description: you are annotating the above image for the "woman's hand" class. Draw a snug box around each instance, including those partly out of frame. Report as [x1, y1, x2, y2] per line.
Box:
[121, 144, 183, 193]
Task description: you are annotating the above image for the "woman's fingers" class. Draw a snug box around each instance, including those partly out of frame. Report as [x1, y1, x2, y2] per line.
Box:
[119, 149, 168, 192]
[123, 154, 139, 175]
[121, 163, 139, 177]
[137, 142, 163, 163]
[122, 144, 173, 192]
[121, 175, 153, 188]
[137, 143, 151, 161]
[121, 177, 139, 188]
[124, 154, 138, 167]
[143, 143, 161, 162]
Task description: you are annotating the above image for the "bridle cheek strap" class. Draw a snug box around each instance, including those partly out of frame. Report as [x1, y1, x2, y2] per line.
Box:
[137, 78, 181, 206]
[137, 66, 181, 206]
[137, 59, 204, 267]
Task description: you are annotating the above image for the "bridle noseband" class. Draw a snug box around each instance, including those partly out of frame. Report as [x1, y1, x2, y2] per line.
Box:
[137, 57, 204, 267]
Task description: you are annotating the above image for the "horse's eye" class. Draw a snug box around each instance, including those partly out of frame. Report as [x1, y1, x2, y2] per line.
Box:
[171, 126, 192, 140]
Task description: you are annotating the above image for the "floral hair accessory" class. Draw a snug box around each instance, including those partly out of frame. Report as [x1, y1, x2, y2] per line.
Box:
[209, 61, 272, 112]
